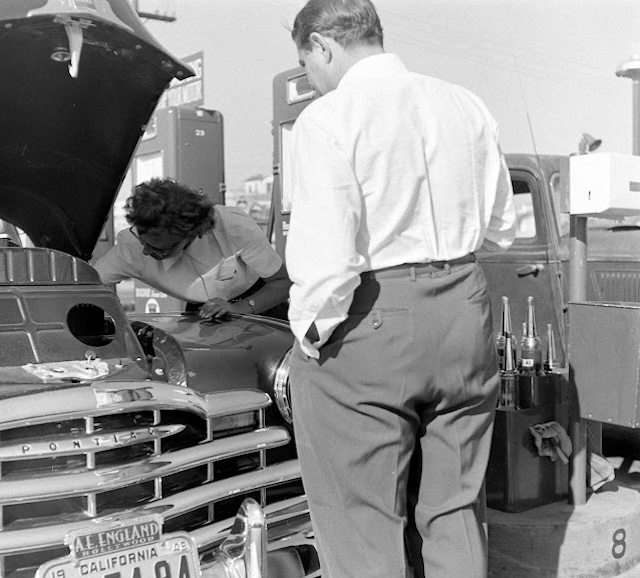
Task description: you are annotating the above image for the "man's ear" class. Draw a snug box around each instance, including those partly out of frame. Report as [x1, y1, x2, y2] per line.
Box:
[309, 32, 333, 63]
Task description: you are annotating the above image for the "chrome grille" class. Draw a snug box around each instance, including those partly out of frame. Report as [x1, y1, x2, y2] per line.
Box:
[591, 270, 640, 302]
[0, 382, 300, 578]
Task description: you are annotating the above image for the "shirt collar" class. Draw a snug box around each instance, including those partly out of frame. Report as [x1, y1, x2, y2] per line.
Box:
[158, 236, 202, 272]
[338, 53, 406, 90]
[159, 250, 183, 272]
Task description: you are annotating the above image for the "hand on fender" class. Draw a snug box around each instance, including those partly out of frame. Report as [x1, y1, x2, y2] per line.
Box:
[198, 298, 245, 319]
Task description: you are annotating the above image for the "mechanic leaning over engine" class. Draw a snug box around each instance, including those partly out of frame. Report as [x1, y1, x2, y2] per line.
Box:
[94, 178, 291, 319]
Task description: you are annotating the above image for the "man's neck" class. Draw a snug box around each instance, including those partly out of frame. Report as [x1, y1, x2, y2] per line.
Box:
[343, 43, 385, 69]
[330, 43, 384, 88]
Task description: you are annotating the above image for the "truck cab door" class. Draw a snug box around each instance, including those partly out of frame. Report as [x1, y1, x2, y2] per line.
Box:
[478, 157, 567, 367]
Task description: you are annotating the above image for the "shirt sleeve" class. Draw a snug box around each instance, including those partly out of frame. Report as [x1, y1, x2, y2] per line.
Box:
[286, 112, 367, 359]
[481, 139, 517, 252]
[217, 207, 282, 278]
[92, 229, 141, 285]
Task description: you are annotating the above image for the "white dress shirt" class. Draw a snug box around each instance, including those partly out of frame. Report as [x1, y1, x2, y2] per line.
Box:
[94, 206, 282, 303]
[286, 53, 516, 358]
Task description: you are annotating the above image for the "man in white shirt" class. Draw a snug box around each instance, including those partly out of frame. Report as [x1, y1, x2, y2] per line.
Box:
[286, 1, 516, 577]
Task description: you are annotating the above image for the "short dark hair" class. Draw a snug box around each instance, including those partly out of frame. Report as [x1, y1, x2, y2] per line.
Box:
[125, 178, 214, 238]
[292, 0, 383, 51]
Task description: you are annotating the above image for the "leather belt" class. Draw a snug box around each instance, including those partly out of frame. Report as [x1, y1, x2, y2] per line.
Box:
[361, 253, 476, 281]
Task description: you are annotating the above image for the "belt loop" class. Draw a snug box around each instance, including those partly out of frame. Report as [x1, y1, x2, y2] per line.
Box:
[410, 266, 416, 281]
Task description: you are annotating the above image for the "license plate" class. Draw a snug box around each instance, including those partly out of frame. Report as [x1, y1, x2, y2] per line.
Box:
[36, 515, 202, 578]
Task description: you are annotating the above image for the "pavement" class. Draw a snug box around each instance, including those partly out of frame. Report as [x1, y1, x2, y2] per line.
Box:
[488, 456, 640, 578]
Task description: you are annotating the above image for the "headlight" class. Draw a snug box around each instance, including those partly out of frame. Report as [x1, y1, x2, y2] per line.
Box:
[273, 348, 293, 424]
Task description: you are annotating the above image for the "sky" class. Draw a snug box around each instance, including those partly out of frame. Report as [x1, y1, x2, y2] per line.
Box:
[139, 0, 640, 192]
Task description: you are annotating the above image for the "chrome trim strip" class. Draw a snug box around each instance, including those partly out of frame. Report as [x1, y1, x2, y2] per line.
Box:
[0, 460, 302, 554]
[263, 495, 310, 526]
[144, 459, 301, 518]
[0, 424, 185, 461]
[0, 427, 290, 504]
[0, 384, 272, 431]
[273, 348, 293, 424]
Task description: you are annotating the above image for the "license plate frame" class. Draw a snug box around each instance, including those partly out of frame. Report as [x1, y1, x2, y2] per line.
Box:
[36, 514, 202, 578]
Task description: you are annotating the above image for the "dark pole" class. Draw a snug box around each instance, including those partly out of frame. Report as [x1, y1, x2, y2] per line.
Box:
[568, 213, 588, 506]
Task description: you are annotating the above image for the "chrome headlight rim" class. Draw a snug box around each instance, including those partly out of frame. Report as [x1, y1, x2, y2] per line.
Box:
[273, 348, 293, 425]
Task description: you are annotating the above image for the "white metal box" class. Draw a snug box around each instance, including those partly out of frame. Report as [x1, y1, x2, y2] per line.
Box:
[569, 152, 640, 217]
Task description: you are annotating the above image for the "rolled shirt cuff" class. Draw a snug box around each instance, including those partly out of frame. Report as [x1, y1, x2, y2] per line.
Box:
[289, 306, 347, 360]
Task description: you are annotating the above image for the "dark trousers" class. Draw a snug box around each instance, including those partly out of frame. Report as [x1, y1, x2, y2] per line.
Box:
[290, 262, 499, 578]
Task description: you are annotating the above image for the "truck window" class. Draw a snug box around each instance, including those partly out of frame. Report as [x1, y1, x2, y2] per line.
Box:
[512, 179, 536, 239]
[550, 172, 570, 239]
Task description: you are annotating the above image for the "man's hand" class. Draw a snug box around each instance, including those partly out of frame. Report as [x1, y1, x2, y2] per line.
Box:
[199, 298, 250, 319]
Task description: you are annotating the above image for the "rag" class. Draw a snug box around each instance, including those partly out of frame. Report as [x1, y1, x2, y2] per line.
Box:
[529, 420, 616, 490]
[529, 421, 572, 464]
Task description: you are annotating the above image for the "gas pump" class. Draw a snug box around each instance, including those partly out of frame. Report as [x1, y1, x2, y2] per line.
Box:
[270, 68, 315, 255]
[130, 106, 225, 313]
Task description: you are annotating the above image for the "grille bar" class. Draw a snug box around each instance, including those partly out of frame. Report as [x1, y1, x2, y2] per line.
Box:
[0, 460, 301, 554]
[592, 270, 640, 302]
[0, 384, 272, 430]
[0, 427, 290, 504]
[0, 425, 184, 461]
[146, 458, 301, 519]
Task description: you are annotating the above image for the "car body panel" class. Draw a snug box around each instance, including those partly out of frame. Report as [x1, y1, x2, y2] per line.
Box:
[128, 312, 296, 437]
[128, 312, 294, 392]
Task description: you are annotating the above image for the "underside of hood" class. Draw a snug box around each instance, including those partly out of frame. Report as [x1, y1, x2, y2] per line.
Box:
[0, 0, 194, 260]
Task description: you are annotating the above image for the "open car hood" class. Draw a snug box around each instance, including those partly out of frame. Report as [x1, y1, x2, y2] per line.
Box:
[0, 0, 194, 259]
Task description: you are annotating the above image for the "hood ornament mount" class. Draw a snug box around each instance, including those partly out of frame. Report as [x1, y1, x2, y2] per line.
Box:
[53, 15, 93, 78]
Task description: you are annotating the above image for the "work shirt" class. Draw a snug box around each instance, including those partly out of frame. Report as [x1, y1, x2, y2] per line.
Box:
[94, 205, 282, 303]
[286, 53, 516, 358]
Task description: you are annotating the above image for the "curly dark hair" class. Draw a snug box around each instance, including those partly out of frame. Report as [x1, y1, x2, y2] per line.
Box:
[124, 178, 215, 238]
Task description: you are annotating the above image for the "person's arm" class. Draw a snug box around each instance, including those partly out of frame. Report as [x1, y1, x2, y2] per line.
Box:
[197, 208, 291, 318]
[481, 125, 517, 252]
[286, 111, 366, 358]
[92, 230, 139, 285]
[198, 263, 291, 318]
